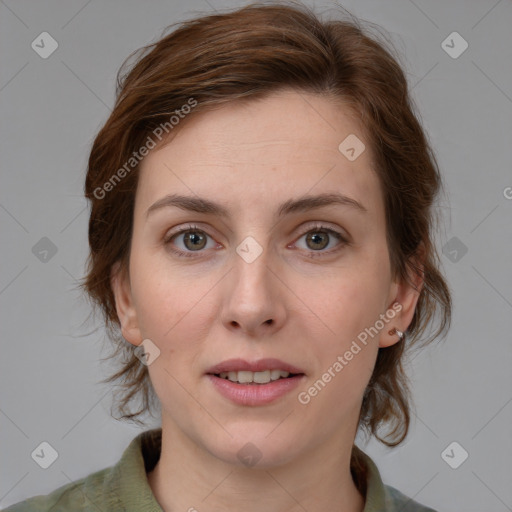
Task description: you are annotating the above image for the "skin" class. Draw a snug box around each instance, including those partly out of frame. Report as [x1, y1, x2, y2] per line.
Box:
[111, 89, 423, 512]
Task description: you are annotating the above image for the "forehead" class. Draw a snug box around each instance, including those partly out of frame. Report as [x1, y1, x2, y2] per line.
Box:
[136, 89, 382, 217]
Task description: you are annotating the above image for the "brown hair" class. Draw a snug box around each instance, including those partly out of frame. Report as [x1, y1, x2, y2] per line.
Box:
[80, 1, 451, 450]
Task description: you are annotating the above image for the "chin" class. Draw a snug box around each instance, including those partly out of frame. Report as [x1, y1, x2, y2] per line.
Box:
[206, 430, 306, 470]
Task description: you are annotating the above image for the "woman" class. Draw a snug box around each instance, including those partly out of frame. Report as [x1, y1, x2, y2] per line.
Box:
[5, 2, 451, 511]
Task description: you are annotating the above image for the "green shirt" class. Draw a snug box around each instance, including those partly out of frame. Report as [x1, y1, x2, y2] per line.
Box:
[3, 428, 437, 511]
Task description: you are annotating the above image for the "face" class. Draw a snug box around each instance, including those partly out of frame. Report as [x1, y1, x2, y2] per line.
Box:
[112, 89, 419, 468]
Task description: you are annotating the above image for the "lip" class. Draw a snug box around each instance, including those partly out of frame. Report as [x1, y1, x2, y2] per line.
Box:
[206, 374, 305, 406]
[205, 358, 305, 375]
[205, 358, 306, 406]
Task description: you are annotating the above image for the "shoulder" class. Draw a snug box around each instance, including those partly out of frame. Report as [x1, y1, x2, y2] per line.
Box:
[3, 429, 162, 512]
[382, 484, 438, 512]
[2, 465, 121, 512]
[352, 445, 438, 512]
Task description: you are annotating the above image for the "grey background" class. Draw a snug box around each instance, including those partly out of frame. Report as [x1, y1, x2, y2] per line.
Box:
[1, 0, 511, 510]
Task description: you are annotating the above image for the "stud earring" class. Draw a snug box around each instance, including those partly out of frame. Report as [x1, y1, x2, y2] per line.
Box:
[388, 327, 404, 339]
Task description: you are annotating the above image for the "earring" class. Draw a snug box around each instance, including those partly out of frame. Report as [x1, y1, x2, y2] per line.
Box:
[388, 327, 404, 339]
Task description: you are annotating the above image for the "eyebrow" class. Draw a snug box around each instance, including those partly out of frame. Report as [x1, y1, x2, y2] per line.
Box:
[146, 192, 367, 219]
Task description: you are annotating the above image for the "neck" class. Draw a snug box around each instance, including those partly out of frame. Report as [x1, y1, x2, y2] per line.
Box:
[147, 416, 366, 512]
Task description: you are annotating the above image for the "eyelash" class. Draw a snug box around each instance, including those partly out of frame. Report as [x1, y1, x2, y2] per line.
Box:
[164, 223, 349, 259]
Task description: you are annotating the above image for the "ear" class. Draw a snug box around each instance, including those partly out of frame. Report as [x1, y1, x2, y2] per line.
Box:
[380, 244, 425, 348]
[110, 261, 143, 346]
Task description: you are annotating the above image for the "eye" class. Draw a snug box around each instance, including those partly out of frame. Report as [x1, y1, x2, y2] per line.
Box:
[293, 223, 349, 257]
[164, 223, 349, 259]
[164, 224, 218, 258]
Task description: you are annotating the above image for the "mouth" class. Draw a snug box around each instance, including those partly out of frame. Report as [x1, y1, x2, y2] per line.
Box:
[211, 369, 303, 384]
[205, 357, 305, 380]
[205, 358, 306, 405]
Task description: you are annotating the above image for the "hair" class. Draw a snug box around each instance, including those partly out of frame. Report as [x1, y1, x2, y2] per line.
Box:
[80, 0, 451, 457]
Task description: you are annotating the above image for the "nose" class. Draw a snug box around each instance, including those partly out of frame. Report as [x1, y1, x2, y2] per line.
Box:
[220, 246, 287, 337]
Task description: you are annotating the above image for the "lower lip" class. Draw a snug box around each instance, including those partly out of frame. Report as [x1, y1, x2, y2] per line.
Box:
[206, 374, 305, 406]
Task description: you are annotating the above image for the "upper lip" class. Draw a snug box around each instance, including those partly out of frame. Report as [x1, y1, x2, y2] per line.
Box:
[206, 358, 305, 375]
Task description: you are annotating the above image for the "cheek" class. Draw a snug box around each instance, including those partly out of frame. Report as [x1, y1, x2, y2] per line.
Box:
[298, 275, 383, 415]
[317, 261, 390, 339]
[301, 254, 390, 387]
[129, 256, 221, 371]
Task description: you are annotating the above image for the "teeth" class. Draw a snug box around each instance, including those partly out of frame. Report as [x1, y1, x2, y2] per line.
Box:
[270, 369, 282, 381]
[238, 371, 254, 383]
[217, 369, 291, 384]
[253, 370, 270, 383]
